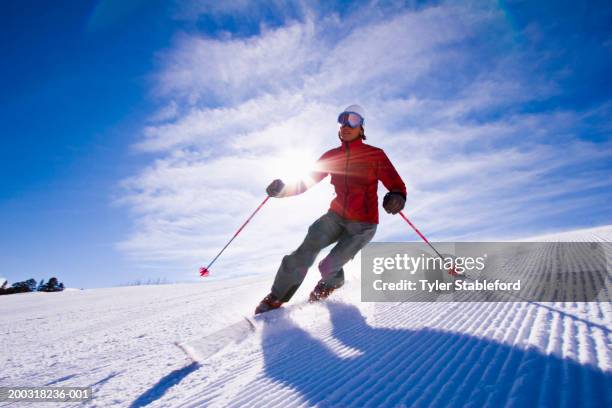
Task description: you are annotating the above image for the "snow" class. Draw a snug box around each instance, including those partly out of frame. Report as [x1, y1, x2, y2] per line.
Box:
[1, 227, 611, 407]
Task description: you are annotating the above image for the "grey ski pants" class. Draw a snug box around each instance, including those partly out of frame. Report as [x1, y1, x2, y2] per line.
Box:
[271, 210, 377, 302]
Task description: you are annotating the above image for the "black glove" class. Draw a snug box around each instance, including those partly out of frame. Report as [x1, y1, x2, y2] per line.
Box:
[266, 179, 285, 197]
[383, 192, 406, 214]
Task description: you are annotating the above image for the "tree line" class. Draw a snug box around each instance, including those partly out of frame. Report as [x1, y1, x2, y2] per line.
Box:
[0, 277, 65, 295]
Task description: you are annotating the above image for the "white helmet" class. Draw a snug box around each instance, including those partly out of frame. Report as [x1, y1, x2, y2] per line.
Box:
[342, 104, 366, 122]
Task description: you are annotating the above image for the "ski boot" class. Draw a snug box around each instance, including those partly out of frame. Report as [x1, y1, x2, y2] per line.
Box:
[309, 280, 340, 302]
[255, 293, 283, 315]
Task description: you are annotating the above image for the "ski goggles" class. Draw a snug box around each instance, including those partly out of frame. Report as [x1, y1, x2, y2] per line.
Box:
[337, 111, 364, 128]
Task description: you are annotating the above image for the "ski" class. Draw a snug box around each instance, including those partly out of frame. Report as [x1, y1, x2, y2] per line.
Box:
[175, 316, 256, 364]
[175, 299, 316, 363]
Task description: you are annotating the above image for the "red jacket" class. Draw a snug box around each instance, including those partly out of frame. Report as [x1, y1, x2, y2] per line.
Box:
[284, 138, 406, 224]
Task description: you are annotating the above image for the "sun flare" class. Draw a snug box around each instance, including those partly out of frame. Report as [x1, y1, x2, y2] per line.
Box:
[270, 150, 317, 184]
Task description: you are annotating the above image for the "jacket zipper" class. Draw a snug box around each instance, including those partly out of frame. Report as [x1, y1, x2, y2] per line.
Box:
[342, 141, 350, 218]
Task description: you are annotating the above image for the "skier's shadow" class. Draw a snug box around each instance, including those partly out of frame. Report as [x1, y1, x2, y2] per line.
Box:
[261, 302, 611, 407]
[129, 362, 199, 408]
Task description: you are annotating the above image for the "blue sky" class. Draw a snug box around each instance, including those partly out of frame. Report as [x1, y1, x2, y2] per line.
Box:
[1, 0, 610, 289]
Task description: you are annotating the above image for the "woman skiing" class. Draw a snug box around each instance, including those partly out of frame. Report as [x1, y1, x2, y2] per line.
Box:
[255, 105, 407, 314]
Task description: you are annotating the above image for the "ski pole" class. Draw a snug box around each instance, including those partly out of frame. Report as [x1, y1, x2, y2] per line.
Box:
[398, 211, 457, 276]
[199, 196, 271, 277]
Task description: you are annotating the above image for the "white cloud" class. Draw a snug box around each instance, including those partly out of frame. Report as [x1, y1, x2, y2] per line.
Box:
[148, 100, 179, 123]
[154, 20, 321, 105]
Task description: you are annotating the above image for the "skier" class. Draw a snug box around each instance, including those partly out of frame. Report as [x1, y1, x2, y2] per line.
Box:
[255, 105, 407, 314]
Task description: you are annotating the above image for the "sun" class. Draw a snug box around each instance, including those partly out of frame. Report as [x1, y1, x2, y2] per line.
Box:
[270, 149, 317, 184]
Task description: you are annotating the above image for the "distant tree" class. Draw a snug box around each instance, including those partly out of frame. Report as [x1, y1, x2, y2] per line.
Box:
[25, 278, 37, 292]
[9, 278, 37, 293]
[39, 277, 64, 292]
[0, 279, 8, 295]
[37, 279, 45, 291]
[48, 277, 59, 287]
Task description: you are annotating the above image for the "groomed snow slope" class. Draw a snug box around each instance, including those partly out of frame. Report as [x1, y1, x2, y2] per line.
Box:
[1, 226, 611, 407]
